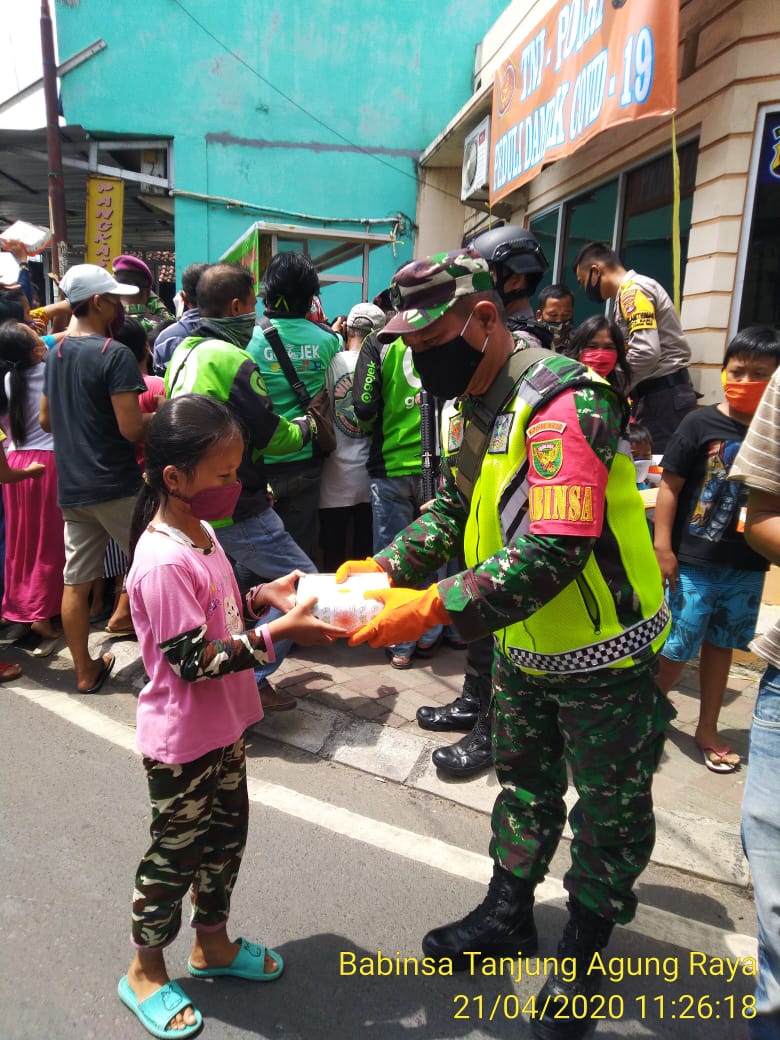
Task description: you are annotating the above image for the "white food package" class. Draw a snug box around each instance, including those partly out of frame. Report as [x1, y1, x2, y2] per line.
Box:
[0, 252, 20, 285]
[296, 571, 390, 633]
[0, 220, 52, 255]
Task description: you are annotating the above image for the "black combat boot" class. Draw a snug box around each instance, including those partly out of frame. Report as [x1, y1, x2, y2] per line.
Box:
[432, 712, 492, 775]
[416, 673, 480, 732]
[431, 674, 492, 776]
[422, 864, 538, 970]
[531, 898, 615, 1040]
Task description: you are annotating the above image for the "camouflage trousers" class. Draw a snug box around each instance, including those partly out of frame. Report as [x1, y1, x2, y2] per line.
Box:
[131, 736, 249, 949]
[489, 652, 674, 925]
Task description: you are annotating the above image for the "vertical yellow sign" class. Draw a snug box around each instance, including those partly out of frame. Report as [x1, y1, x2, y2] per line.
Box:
[85, 176, 124, 268]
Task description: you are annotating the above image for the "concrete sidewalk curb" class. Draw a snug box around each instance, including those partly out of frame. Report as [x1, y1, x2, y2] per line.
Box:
[251, 698, 750, 889]
[9, 627, 751, 890]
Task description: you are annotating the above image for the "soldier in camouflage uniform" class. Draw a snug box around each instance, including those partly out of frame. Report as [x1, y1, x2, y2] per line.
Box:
[112, 254, 174, 336]
[337, 248, 673, 1040]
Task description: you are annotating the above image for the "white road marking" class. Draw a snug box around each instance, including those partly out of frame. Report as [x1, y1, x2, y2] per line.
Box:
[11, 682, 757, 961]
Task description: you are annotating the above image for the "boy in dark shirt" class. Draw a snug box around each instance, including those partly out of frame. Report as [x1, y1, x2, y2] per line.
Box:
[654, 327, 780, 771]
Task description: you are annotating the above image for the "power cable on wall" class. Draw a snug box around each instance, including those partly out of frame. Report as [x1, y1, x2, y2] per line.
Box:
[170, 0, 464, 205]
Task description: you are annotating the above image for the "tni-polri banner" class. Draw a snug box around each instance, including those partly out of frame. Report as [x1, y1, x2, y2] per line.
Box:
[491, 0, 678, 203]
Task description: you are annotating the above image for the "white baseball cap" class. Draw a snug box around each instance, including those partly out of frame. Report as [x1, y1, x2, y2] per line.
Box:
[346, 302, 386, 332]
[59, 263, 140, 306]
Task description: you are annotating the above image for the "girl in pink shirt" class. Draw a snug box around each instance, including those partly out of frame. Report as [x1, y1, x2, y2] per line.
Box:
[119, 394, 343, 1039]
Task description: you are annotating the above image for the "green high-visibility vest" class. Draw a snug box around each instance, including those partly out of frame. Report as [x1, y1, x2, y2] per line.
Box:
[462, 363, 669, 675]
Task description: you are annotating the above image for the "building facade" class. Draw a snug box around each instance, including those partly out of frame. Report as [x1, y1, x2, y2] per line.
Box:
[416, 0, 780, 402]
[54, 0, 506, 309]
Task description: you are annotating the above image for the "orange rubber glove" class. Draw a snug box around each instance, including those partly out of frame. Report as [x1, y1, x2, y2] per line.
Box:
[348, 583, 450, 648]
[335, 557, 389, 584]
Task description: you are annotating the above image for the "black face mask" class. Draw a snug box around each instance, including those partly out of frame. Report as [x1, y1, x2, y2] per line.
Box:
[584, 268, 604, 304]
[412, 310, 487, 400]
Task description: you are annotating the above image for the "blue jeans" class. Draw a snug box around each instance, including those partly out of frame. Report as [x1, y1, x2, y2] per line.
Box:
[742, 663, 780, 1037]
[266, 461, 322, 562]
[215, 509, 316, 685]
[371, 475, 442, 658]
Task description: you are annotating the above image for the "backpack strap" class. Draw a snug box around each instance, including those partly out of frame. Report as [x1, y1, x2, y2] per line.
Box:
[257, 316, 311, 408]
[455, 347, 550, 503]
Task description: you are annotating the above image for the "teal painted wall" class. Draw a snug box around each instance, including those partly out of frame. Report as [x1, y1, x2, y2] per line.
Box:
[55, 0, 506, 308]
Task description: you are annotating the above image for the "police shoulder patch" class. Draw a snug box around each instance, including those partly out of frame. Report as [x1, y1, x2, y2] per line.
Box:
[530, 437, 563, 478]
[488, 412, 514, 454]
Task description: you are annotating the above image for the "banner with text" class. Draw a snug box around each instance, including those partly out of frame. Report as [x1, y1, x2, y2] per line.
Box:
[85, 176, 124, 268]
[491, 0, 678, 203]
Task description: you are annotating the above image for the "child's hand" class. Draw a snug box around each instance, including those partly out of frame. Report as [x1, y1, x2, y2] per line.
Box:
[654, 547, 678, 592]
[24, 463, 46, 480]
[272, 596, 346, 645]
[256, 571, 305, 613]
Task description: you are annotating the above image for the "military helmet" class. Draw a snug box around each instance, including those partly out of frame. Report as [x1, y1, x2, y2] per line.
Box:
[469, 225, 549, 295]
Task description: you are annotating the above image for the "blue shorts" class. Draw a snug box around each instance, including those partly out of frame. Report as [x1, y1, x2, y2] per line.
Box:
[663, 563, 765, 661]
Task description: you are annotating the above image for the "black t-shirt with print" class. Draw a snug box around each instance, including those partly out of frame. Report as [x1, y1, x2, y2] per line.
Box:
[661, 404, 767, 571]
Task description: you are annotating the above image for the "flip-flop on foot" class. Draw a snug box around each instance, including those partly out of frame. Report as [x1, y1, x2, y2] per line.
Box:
[700, 744, 740, 773]
[77, 652, 115, 694]
[188, 937, 284, 981]
[105, 623, 136, 637]
[32, 636, 61, 658]
[117, 975, 202, 1039]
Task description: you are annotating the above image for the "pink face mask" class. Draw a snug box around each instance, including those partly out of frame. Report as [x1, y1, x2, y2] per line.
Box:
[169, 481, 242, 522]
[580, 349, 617, 378]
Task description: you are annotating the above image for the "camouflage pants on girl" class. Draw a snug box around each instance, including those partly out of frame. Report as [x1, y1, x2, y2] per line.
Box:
[131, 736, 249, 949]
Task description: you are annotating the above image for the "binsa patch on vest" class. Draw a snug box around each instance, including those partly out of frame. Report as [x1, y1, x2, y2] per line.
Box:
[488, 412, 514, 454]
[525, 391, 607, 537]
[529, 483, 594, 523]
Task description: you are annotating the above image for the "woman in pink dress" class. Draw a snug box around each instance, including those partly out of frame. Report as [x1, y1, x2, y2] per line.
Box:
[0, 323, 64, 641]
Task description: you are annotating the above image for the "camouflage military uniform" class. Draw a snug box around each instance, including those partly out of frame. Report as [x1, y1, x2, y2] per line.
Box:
[374, 349, 672, 925]
[127, 292, 174, 336]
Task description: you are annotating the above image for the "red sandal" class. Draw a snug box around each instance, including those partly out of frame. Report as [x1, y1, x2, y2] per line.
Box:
[0, 661, 22, 682]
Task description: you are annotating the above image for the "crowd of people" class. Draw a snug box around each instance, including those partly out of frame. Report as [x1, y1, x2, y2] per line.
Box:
[1, 228, 779, 1040]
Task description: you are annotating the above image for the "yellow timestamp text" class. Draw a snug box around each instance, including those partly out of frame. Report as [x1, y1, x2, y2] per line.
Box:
[452, 992, 757, 1022]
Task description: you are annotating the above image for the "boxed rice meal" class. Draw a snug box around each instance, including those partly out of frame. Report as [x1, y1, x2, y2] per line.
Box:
[296, 571, 389, 633]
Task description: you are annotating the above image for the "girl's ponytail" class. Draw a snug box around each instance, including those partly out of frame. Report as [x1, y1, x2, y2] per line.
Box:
[129, 482, 160, 562]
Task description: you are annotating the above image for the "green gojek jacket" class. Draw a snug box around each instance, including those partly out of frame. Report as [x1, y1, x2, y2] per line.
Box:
[165, 335, 307, 523]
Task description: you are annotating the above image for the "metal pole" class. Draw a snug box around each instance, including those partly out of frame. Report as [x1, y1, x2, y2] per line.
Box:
[40, 0, 68, 276]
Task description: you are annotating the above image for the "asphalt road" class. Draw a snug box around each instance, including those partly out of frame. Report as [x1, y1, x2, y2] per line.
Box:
[0, 676, 758, 1040]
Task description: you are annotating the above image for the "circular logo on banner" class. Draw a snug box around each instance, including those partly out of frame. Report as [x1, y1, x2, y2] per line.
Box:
[498, 63, 517, 117]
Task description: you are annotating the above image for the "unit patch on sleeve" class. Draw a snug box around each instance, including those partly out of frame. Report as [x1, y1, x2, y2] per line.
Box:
[524, 387, 607, 538]
[487, 412, 514, 454]
[530, 438, 563, 478]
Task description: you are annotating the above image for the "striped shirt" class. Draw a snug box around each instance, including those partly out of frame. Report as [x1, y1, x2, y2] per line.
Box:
[730, 368, 780, 666]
